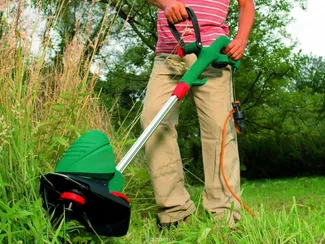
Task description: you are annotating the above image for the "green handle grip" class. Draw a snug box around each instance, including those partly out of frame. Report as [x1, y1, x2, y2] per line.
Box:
[180, 36, 240, 87]
[229, 59, 240, 70]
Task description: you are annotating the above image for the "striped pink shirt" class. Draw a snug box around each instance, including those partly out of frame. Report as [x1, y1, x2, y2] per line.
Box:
[155, 0, 230, 54]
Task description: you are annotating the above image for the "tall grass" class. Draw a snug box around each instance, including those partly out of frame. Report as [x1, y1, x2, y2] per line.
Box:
[0, 1, 119, 242]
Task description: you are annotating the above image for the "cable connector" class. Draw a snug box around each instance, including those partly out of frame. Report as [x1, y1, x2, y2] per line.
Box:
[232, 101, 244, 134]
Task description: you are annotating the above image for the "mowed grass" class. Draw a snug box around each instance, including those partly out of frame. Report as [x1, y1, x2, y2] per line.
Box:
[100, 174, 325, 244]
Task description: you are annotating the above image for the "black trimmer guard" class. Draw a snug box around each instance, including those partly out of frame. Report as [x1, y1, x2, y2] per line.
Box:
[40, 173, 130, 237]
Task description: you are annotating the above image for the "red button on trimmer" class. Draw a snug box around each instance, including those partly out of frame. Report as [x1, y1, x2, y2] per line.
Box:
[177, 48, 185, 57]
[60, 192, 86, 205]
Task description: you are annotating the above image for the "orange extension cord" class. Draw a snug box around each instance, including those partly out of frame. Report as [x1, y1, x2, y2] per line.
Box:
[220, 106, 255, 218]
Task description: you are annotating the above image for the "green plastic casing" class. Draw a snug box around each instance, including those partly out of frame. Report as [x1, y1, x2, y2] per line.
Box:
[181, 36, 240, 87]
[55, 130, 124, 192]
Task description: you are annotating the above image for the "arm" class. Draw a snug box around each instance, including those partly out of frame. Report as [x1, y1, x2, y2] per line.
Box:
[148, 0, 188, 24]
[224, 0, 255, 60]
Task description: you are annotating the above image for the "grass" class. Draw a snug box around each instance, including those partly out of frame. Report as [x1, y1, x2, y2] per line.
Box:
[1, 2, 325, 244]
[106, 175, 325, 244]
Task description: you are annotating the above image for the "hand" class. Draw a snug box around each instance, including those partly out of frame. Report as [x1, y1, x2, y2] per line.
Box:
[164, 1, 188, 24]
[223, 37, 247, 61]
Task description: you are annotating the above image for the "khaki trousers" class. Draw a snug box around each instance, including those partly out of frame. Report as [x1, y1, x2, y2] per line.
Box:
[140, 53, 241, 224]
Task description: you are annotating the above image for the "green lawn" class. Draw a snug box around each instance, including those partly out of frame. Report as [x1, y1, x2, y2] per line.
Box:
[1, 165, 325, 243]
[112, 176, 325, 244]
[1, 160, 324, 244]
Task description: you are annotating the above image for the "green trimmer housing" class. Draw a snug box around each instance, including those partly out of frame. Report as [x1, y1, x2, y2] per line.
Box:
[40, 7, 240, 238]
[40, 130, 130, 237]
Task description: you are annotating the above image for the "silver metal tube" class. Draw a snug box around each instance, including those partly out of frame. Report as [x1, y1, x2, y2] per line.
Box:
[116, 95, 178, 173]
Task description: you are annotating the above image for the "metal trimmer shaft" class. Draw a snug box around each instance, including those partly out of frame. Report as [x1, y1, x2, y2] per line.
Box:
[116, 95, 178, 173]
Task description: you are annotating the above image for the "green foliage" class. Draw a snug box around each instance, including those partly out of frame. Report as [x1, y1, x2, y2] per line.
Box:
[95, 44, 154, 137]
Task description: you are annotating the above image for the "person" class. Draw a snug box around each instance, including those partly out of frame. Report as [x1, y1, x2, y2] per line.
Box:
[140, 0, 255, 229]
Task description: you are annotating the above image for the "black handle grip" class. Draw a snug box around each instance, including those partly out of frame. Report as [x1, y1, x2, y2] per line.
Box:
[168, 7, 202, 49]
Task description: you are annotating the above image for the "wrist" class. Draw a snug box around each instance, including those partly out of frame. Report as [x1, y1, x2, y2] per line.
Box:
[234, 35, 248, 44]
[158, 0, 179, 10]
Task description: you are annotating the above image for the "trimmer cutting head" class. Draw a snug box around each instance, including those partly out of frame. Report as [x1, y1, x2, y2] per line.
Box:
[40, 173, 130, 237]
[39, 130, 130, 237]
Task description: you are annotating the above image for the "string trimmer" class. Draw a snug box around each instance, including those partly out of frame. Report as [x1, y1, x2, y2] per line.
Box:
[40, 7, 244, 237]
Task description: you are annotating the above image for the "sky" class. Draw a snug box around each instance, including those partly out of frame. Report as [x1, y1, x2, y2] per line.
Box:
[287, 0, 325, 57]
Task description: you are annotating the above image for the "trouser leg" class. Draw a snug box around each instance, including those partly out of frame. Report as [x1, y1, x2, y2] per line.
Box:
[140, 54, 196, 223]
[185, 54, 241, 224]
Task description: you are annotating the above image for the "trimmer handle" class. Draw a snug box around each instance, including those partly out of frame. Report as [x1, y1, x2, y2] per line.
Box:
[168, 7, 202, 55]
[210, 39, 241, 71]
[168, 7, 240, 70]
